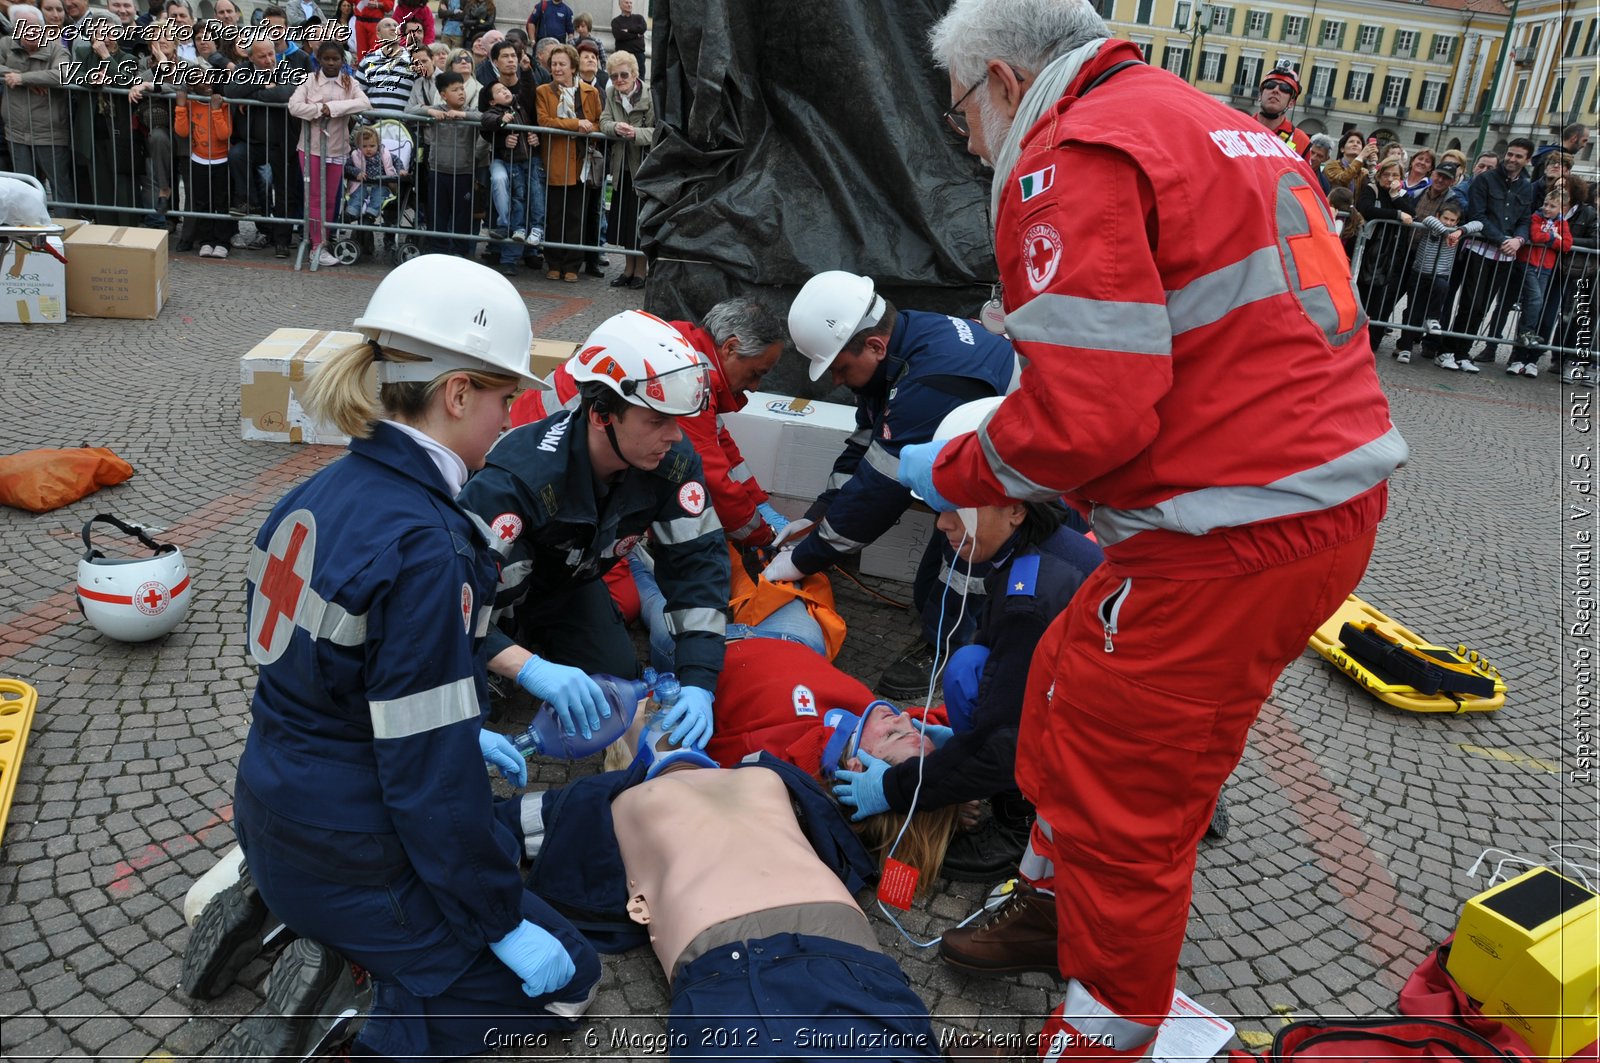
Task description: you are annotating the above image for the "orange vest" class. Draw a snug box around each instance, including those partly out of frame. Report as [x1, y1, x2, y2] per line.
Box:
[725, 543, 847, 661]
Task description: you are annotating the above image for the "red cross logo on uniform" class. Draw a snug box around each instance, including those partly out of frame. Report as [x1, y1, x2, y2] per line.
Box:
[792, 684, 817, 717]
[490, 512, 524, 543]
[1285, 183, 1361, 335]
[257, 522, 309, 652]
[678, 481, 706, 515]
[1023, 221, 1064, 293]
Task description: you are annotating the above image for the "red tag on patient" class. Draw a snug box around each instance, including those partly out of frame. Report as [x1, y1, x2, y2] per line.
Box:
[877, 858, 919, 910]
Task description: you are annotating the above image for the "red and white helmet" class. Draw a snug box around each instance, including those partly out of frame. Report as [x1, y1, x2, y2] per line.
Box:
[565, 311, 710, 416]
[75, 515, 193, 642]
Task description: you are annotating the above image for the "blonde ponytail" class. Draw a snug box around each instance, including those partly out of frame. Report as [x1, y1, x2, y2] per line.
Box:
[302, 338, 383, 439]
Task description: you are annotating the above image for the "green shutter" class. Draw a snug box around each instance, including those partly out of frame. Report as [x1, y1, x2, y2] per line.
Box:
[1258, 11, 1269, 36]
[1373, 26, 1384, 52]
[1225, 7, 1235, 34]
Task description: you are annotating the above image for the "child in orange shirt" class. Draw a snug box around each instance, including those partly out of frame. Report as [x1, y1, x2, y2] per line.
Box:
[173, 81, 234, 258]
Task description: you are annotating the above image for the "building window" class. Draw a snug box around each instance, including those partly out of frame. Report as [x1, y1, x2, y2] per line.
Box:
[1246, 9, 1268, 37]
[1135, 0, 1154, 25]
[1200, 50, 1226, 83]
[1281, 14, 1305, 43]
[1234, 54, 1262, 91]
[1320, 20, 1344, 48]
[1309, 65, 1335, 100]
[1527, 24, 1541, 50]
[1381, 75, 1410, 109]
[1356, 24, 1382, 53]
[1549, 76, 1566, 116]
[1392, 29, 1416, 57]
[1585, 19, 1598, 55]
[1511, 74, 1529, 113]
[1566, 18, 1583, 57]
[1431, 34, 1456, 61]
[1418, 80, 1447, 112]
[1575, 75, 1593, 121]
[1344, 69, 1372, 103]
[1162, 43, 1191, 77]
[1210, 4, 1230, 30]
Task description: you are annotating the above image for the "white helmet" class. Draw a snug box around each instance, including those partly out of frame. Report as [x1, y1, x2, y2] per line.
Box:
[352, 254, 539, 385]
[567, 310, 711, 416]
[75, 515, 193, 642]
[788, 270, 886, 381]
[922, 397, 1006, 535]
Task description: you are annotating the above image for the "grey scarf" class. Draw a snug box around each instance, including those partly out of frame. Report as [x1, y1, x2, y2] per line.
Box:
[988, 37, 1109, 226]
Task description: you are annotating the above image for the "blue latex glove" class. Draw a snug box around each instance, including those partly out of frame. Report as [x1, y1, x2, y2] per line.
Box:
[658, 685, 715, 750]
[896, 440, 958, 512]
[489, 920, 576, 998]
[516, 655, 609, 739]
[917, 721, 955, 749]
[756, 502, 790, 533]
[479, 728, 528, 788]
[831, 749, 891, 821]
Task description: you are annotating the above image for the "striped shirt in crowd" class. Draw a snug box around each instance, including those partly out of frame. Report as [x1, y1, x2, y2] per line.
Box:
[356, 50, 416, 112]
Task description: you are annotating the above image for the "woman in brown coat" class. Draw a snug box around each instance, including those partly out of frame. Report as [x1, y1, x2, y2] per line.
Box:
[535, 43, 603, 282]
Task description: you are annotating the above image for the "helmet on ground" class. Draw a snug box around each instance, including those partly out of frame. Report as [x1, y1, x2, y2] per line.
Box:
[920, 396, 1006, 535]
[352, 254, 539, 385]
[76, 514, 193, 642]
[789, 271, 887, 381]
[1261, 60, 1301, 99]
[566, 310, 710, 416]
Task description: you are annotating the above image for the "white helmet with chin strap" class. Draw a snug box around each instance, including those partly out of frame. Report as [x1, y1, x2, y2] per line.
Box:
[75, 514, 193, 642]
[352, 254, 540, 385]
[565, 310, 710, 416]
[919, 396, 1007, 536]
[788, 270, 887, 381]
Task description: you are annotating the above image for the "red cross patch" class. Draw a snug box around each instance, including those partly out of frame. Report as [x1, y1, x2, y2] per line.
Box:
[460, 583, 473, 634]
[792, 684, 817, 717]
[613, 534, 641, 558]
[678, 481, 706, 515]
[490, 512, 523, 543]
[134, 580, 170, 616]
[1023, 221, 1063, 293]
[251, 508, 317, 666]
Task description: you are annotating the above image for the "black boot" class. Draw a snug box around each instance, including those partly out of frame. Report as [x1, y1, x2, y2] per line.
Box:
[877, 638, 943, 699]
[180, 863, 271, 1000]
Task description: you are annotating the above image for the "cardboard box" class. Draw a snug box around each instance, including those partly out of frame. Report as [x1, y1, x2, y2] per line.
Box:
[240, 328, 369, 445]
[529, 338, 579, 384]
[65, 224, 168, 319]
[724, 393, 938, 584]
[51, 216, 86, 241]
[0, 236, 66, 324]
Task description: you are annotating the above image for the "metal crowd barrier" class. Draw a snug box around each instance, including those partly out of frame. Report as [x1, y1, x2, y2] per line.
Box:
[1350, 216, 1597, 368]
[5, 78, 640, 273]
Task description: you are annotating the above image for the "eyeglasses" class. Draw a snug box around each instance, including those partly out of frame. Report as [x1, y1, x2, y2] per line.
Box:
[942, 75, 986, 138]
[1261, 79, 1295, 94]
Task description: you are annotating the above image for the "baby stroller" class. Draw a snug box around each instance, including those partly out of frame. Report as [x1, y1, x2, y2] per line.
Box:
[329, 118, 424, 266]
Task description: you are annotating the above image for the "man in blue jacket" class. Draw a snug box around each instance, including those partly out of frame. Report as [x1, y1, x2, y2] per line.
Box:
[764, 271, 1019, 698]
[1440, 137, 1537, 372]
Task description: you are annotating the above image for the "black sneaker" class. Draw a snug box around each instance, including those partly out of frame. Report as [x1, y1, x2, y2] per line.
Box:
[212, 938, 363, 1062]
[274, 244, 290, 259]
[877, 639, 943, 699]
[229, 203, 251, 217]
[941, 816, 1029, 883]
[180, 864, 271, 1000]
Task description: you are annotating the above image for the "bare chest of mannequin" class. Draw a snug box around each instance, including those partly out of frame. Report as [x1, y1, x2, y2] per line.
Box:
[611, 766, 857, 975]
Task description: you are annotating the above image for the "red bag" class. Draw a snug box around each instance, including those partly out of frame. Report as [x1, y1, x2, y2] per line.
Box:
[1400, 941, 1592, 1061]
[0, 448, 134, 513]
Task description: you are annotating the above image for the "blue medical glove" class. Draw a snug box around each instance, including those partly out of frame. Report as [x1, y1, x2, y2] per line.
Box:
[479, 728, 528, 788]
[832, 749, 891, 821]
[489, 920, 576, 998]
[756, 502, 790, 534]
[516, 655, 609, 739]
[896, 440, 958, 512]
[658, 685, 715, 750]
[917, 721, 955, 749]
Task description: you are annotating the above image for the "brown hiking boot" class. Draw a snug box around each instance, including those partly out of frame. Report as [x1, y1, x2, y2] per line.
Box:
[939, 880, 1061, 978]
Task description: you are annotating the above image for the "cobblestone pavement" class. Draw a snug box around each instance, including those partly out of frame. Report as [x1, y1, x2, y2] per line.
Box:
[0, 248, 1588, 1061]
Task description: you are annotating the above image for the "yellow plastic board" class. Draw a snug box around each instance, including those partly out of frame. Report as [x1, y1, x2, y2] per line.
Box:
[1308, 594, 1505, 713]
[0, 679, 39, 847]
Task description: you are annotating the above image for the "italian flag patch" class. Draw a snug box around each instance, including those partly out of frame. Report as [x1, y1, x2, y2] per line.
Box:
[1017, 164, 1056, 201]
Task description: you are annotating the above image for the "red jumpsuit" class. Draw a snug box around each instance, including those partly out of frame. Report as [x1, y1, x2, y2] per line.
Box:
[352, 0, 394, 59]
[1254, 111, 1310, 156]
[704, 639, 874, 772]
[930, 40, 1405, 1059]
[670, 322, 774, 546]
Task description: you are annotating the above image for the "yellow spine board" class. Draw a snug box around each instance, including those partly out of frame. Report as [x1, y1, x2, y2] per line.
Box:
[1308, 595, 1506, 714]
[0, 679, 41, 846]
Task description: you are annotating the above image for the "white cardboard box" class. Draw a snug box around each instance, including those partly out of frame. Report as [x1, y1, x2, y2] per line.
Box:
[0, 236, 66, 324]
[724, 393, 936, 584]
[240, 328, 369, 445]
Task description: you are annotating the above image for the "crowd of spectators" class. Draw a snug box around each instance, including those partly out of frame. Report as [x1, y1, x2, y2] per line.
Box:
[0, 0, 656, 277]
